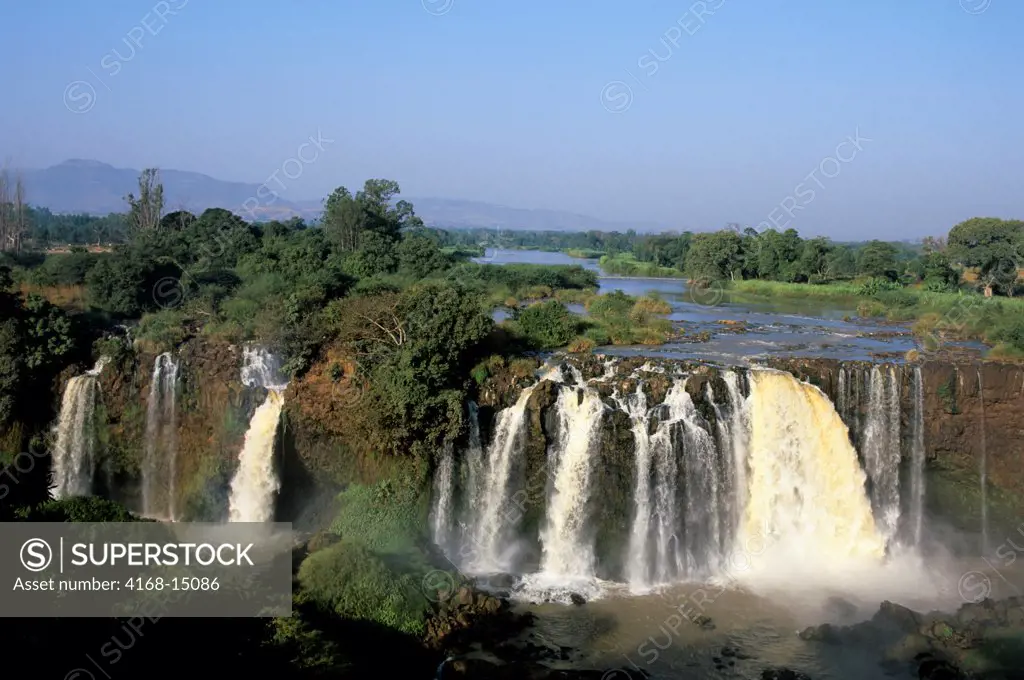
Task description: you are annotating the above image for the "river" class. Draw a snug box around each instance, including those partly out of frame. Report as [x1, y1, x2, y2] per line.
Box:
[473, 248, 983, 363]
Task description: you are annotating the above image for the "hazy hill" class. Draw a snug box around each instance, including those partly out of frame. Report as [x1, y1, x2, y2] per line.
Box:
[18, 160, 668, 232]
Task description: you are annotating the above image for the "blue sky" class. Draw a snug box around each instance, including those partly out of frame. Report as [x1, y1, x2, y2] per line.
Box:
[2, 0, 1021, 238]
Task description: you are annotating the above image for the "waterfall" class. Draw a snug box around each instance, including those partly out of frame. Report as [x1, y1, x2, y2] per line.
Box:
[539, 384, 605, 578]
[442, 361, 908, 595]
[978, 367, 989, 554]
[907, 365, 926, 546]
[617, 384, 655, 587]
[861, 365, 902, 541]
[743, 369, 885, 561]
[464, 384, 537, 571]
[722, 371, 749, 544]
[430, 440, 456, 552]
[52, 357, 109, 499]
[462, 401, 485, 522]
[228, 348, 288, 523]
[142, 352, 180, 520]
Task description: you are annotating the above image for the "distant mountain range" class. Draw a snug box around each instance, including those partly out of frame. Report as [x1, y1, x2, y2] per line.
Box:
[17, 159, 671, 233]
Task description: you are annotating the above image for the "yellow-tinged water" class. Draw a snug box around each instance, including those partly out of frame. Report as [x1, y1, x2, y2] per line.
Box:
[743, 369, 886, 560]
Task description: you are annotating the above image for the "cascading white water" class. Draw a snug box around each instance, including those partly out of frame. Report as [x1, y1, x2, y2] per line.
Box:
[538, 384, 605, 578]
[52, 357, 109, 499]
[142, 352, 180, 520]
[442, 361, 921, 598]
[908, 365, 926, 546]
[742, 369, 886, 565]
[462, 401, 485, 523]
[228, 348, 288, 523]
[617, 384, 655, 587]
[430, 441, 456, 552]
[464, 384, 537, 571]
[678, 387, 726, 576]
[722, 371, 749, 544]
[861, 365, 902, 541]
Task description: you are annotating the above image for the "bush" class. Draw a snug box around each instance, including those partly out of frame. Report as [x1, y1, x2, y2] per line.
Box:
[582, 326, 611, 346]
[298, 541, 430, 635]
[18, 497, 139, 522]
[567, 336, 596, 353]
[329, 479, 426, 557]
[135, 310, 189, 351]
[516, 300, 579, 349]
[990, 317, 1024, 351]
[857, 277, 905, 297]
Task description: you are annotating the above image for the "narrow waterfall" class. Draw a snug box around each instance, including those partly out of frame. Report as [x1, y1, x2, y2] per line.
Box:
[907, 365, 926, 546]
[464, 384, 537, 571]
[617, 384, 656, 587]
[142, 352, 180, 520]
[228, 348, 288, 523]
[743, 369, 885, 561]
[538, 384, 605, 578]
[978, 367, 989, 554]
[52, 357, 109, 499]
[722, 371, 749, 544]
[462, 401, 485, 526]
[430, 440, 456, 552]
[861, 365, 902, 541]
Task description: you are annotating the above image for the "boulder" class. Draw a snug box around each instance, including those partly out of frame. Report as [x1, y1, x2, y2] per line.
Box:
[874, 600, 923, 633]
[884, 633, 934, 663]
[761, 668, 812, 680]
[570, 593, 586, 606]
[798, 623, 843, 644]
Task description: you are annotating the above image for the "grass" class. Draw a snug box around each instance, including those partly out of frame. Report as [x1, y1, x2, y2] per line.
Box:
[598, 253, 687, 278]
[18, 282, 89, 311]
[726, 279, 1024, 356]
[564, 248, 604, 259]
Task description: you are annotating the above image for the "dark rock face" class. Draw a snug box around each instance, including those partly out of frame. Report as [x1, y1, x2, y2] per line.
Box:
[761, 668, 812, 680]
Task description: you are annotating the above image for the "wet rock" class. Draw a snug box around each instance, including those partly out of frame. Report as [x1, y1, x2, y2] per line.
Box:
[799, 623, 843, 644]
[824, 596, 858, 621]
[874, 600, 923, 633]
[484, 572, 518, 590]
[915, 652, 966, 680]
[570, 593, 586, 606]
[761, 668, 812, 680]
[691, 614, 715, 630]
[955, 598, 999, 628]
[884, 633, 934, 663]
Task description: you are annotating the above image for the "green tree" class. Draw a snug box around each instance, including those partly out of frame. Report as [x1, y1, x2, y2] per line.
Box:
[396, 232, 451, 278]
[346, 231, 398, 278]
[856, 240, 901, 281]
[947, 217, 1023, 295]
[797, 236, 836, 282]
[516, 300, 579, 349]
[124, 168, 164, 232]
[684, 230, 743, 281]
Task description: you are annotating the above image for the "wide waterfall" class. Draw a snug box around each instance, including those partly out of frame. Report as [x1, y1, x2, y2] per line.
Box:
[228, 348, 288, 523]
[432, 359, 933, 599]
[52, 357, 109, 498]
[142, 352, 180, 520]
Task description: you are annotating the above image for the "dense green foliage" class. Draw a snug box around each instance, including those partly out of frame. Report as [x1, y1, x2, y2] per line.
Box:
[298, 541, 430, 635]
[515, 300, 581, 348]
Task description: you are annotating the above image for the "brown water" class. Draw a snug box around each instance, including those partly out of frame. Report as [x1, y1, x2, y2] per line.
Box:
[511, 554, 1024, 679]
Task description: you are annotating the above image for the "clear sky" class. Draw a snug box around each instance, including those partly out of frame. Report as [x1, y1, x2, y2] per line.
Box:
[2, 0, 1021, 238]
